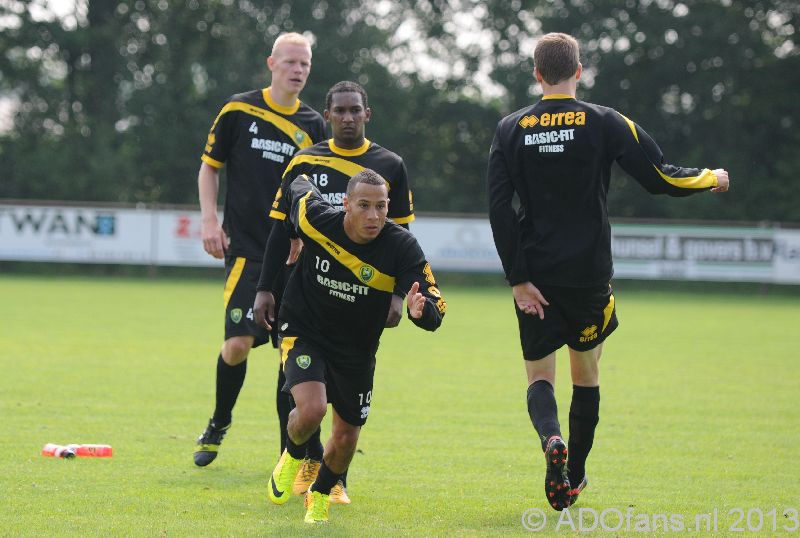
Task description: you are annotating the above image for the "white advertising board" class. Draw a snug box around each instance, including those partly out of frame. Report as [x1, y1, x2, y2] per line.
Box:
[1, 202, 798, 283]
[0, 204, 153, 264]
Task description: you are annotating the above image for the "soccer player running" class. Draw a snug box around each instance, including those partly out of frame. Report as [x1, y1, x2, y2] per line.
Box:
[255, 171, 445, 524]
[193, 33, 325, 467]
[255, 80, 415, 503]
[487, 33, 729, 511]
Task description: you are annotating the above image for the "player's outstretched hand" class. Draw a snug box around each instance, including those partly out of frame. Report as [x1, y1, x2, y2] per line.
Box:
[406, 281, 426, 319]
[513, 281, 549, 320]
[711, 169, 729, 193]
[253, 290, 276, 331]
[287, 238, 304, 264]
[201, 218, 229, 259]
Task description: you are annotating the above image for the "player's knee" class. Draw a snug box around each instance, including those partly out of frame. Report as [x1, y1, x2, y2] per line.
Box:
[296, 402, 327, 427]
[222, 337, 253, 363]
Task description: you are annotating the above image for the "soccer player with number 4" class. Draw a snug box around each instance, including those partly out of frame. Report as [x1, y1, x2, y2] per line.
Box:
[193, 33, 325, 468]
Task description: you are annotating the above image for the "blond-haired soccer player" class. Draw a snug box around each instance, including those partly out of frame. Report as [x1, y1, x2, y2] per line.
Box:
[193, 32, 325, 467]
[488, 32, 729, 510]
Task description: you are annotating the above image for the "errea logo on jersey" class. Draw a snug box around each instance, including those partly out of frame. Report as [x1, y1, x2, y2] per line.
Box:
[519, 115, 539, 128]
[520, 111, 586, 128]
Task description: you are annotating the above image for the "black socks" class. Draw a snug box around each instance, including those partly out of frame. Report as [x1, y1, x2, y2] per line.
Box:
[307, 427, 324, 460]
[276, 366, 292, 453]
[311, 460, 342, 495]
[286, 432, 308, 460]
[212, 354, 247, 426]
[567, 385, 600, 485]
[527, 380, 562, 451]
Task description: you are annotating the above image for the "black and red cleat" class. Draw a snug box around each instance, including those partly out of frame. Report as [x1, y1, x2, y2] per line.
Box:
[543, 435, 571, 511]
[567, 476, 588, 506]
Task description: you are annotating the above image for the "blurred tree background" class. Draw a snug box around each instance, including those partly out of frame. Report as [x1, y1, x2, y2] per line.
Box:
[0, 0, 798, 221]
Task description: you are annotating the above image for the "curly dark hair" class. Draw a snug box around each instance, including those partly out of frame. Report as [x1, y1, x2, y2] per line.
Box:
[325, 80, 368, 111]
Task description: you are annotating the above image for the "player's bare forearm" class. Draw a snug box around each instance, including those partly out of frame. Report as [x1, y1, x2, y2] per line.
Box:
[253, 290, 275, 331]
[385, 294, 403, 328]
[198, 162, 227, 258]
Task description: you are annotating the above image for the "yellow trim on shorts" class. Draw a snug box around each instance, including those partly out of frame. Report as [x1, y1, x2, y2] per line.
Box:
[602, 293, 615, 332]
[298, 192, 396, 293]
[223, 257, 246, 309]
[280, 336, 298, 366]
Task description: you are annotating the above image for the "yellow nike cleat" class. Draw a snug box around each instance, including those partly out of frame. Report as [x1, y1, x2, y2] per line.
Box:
[268, 450, 304, 505]
[329, 480, 351, 505]
[304, 489, 330, 523]
[292, 458, 321, 495]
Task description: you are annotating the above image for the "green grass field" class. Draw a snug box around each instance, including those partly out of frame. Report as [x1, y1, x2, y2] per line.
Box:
[1, 273, 799, 536]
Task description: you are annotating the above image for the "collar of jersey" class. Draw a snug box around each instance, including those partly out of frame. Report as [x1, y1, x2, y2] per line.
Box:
[263, 87, 301, 115]
[542, 93, 576, 100]
[328, 138, 371, 157]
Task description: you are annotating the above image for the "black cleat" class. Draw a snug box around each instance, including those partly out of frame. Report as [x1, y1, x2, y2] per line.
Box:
[543, 436, 571, 511]
[568, 476, 588, 506]
[194, 419, 231, 467]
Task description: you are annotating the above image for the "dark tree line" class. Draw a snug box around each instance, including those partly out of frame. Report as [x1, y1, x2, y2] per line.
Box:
[1, 0, 798, 221]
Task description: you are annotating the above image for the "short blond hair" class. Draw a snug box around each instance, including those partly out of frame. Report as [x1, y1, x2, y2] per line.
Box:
[534, 33, 580, 85]
[271, 32, 312, 57]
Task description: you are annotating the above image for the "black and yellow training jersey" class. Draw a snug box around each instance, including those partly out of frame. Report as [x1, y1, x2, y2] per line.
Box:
[269, 139, 414, 226]
[278, 176, 445, 365]
[487, 95, 719, 287]
[201, 87, 325, 260]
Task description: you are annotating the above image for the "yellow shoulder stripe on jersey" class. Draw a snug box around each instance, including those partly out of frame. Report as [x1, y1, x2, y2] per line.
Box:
[201, 154, 224, 168]
[283, 154, 368, 183]
[619, 113, 640, 143]
[298, 192, 396, 293]
[208, 101, 315, 150]
[602, 293, 615, 332]
[223, 257, 246, 309]
[618, 112, 717, 190]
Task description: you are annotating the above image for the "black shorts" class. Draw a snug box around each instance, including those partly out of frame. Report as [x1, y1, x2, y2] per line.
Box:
[224, 255, 280, 348]
[516, 283, 619, 360]
[279, 335, 376, 427]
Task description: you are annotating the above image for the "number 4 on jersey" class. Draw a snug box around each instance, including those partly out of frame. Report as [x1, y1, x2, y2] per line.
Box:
[249, 121, 258, 134]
